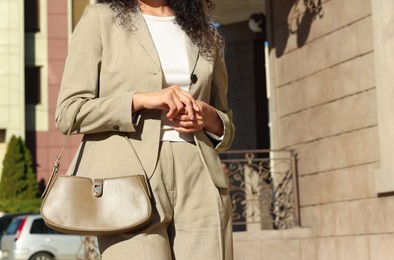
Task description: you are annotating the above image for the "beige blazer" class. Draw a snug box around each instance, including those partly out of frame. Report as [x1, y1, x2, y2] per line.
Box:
[55, 4, 235, 188]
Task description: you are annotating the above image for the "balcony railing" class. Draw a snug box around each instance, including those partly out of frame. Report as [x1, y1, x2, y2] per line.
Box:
[220, 149, 300, 231]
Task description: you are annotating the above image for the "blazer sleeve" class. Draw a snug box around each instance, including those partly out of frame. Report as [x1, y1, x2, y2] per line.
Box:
[209, 50, 235, 152]
[55, 5, 136, 135]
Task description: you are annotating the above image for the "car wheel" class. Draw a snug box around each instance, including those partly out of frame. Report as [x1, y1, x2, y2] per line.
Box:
[29, 252, 54, 260]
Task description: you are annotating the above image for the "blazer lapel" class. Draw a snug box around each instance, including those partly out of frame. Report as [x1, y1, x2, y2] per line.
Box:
[132, 12, 161, 68]
[133, 12, 199, 77]
[185, 34, 200, 75]
[126, 13, 162, 177]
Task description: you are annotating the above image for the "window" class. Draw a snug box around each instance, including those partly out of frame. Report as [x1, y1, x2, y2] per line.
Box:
[30, 219, 48, 234]
[30, 219, 67, 235]
[6, 218, 24, 235]
[30, 219, 60, 234]
[25, 0, 40, 32]
[0, 129, 5, 143]
[25, 66, 41, 105]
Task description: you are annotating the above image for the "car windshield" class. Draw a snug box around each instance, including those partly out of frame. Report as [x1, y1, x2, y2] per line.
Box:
[6, 218, 23, 235]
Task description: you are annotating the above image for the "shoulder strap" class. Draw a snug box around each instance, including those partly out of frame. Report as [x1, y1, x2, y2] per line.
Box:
[57, 100, 89, 164]
[41, 100, 87, 198]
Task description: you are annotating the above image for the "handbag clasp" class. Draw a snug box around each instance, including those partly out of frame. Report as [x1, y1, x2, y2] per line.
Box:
[93, 179, 104, 197]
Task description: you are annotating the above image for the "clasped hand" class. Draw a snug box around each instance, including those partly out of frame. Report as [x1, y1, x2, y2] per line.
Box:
[132, 86, 208, 133]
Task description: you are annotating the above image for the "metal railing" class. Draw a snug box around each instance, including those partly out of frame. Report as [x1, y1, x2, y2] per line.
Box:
[220, 149, 300, 231]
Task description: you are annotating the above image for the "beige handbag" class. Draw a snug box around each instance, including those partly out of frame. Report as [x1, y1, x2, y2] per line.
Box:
[40, 100, 152, 235]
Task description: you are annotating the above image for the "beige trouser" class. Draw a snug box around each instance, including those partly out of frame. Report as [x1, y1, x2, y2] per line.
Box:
[97, 141, 233, 260]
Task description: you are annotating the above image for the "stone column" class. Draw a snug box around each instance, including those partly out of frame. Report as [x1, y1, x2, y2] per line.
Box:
[371, 0, 394, 194]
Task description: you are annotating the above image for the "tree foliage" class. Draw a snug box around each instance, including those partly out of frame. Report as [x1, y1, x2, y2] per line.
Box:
[0, 135, 40, 213]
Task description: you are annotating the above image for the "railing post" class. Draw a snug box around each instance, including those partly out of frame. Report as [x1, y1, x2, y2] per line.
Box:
[84, 236, 96, 260]
[290, 151, 301, 227]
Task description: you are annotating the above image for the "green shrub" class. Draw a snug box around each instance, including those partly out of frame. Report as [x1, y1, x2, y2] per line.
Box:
[0, 135, 40, 213]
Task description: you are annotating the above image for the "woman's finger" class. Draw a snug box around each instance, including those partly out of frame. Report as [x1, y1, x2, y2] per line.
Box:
[163, 88, 187, 119]
[171, 87, 197, 120]
[173, 113, 203, 122]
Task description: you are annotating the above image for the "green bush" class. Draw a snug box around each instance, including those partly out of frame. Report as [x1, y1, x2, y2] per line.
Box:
[0, 135, 40, 213]
[0, 199, 41, 214]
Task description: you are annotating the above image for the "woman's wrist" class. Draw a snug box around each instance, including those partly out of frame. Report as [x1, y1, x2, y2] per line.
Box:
[132, 92, 145, 112]
[202, 104, 224, 136]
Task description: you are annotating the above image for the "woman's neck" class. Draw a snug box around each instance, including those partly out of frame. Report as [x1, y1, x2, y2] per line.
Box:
[139, 0, 174, 17]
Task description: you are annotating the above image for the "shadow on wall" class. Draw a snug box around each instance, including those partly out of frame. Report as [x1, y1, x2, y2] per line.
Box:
[273, 0, 324, 57]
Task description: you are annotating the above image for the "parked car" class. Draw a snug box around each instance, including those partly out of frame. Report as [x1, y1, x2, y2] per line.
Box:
[1, 213, 29, 259]
[0, 213, 34, 249]
[0, 214, 99, 260]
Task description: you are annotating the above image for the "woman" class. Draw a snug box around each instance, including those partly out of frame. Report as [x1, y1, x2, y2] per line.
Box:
[55, 0, 235, 259]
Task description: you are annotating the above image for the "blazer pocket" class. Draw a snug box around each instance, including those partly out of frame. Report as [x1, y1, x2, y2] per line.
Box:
[195, 132, 229, 188]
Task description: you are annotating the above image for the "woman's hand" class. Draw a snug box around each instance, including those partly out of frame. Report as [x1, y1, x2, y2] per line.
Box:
[171, 100, 224, 136]
[133, 88, 223, 136]
[132, 86, 200, 120]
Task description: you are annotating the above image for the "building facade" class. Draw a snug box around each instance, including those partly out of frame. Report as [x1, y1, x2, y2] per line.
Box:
[231, 0, 394, 259]
[0, 0, 95, 186]
[6, 0, 393, 259]
[0, 0, 25, 173]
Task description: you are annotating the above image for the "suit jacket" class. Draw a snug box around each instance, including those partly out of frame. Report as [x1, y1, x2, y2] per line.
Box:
[55, 4, 235, 188]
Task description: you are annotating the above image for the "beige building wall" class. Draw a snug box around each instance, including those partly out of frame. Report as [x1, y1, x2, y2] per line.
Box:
[214, 0, 265, 25]
[0, 0, 25, 175]
[68, 0, 94, 33]
[232, 0, 394, 259]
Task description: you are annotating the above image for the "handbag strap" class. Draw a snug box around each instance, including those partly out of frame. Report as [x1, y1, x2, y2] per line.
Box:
[57, 100, 88, 165]
[42, 99, 150, 198]
[41, 100, 87, 198]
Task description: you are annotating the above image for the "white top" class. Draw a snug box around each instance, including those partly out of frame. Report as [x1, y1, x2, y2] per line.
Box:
[143, 14, 194, 142]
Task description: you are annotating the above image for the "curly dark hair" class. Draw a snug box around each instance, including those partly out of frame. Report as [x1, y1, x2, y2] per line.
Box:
[95, 0, 224, 60]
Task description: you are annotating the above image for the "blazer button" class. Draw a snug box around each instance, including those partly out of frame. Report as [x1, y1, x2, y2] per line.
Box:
[113, 125, 120, 131]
